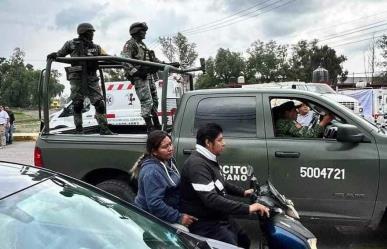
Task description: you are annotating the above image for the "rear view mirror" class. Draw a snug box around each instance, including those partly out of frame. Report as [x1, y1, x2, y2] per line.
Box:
[336, 124, 364, 143]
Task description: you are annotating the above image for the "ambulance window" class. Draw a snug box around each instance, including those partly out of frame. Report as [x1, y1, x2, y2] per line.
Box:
[194, 96, 257, 137]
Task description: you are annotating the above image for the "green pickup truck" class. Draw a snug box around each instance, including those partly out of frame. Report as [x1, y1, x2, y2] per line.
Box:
[36, 56, 387, 229]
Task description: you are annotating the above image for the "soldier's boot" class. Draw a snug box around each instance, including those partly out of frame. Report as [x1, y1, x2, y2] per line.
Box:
[74, 113, 84, 134]
[95, 114, 117, 135]
[151, 110, 162, 130]
[144, 117, 155, 133]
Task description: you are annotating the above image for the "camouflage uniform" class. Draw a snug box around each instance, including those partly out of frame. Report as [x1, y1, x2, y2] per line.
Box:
[56, 38, 109, 132]
[275, 119, 324, 138]
[121, 37, 159, 119]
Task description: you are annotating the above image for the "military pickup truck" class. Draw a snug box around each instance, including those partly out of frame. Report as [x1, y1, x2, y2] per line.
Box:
[36, 56, 387, 229]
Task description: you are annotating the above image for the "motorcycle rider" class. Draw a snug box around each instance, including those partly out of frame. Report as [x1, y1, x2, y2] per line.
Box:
[47, 23, 115, 135]
[179, 123, 269, 248]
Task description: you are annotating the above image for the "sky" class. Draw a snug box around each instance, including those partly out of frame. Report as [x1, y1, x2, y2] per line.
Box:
[1, 0, 387, 95]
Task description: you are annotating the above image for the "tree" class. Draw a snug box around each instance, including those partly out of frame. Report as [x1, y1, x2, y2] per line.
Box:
[377, 35, 387, 81]
[246, 40, 290, 83]
[214, 48, 245, 84]
[195, 57, 219, 89]
[158, 36, 176, 63]
[0, 48, 64, 107]
[195, 48, 245, 89]
[288, 40, 347, 84]
[103, 69, 126, 81]
[158, 32, 198, 68]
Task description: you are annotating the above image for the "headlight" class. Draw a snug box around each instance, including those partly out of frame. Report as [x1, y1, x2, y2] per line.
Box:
[307, 238, 317, 249]
[359, 107, 363, 113]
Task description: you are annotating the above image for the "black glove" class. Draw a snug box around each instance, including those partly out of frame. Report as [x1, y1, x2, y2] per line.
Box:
[133, 67, 148, 80]
[47, 52, 57, 60]
[169, 62, 180, 68]
[148, 66, 160, 74]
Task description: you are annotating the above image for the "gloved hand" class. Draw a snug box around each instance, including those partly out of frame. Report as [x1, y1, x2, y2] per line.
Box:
[133, 67, 148, 80]
[169, 62, 180, 68]
[47, 52, 58, 60]
[148, 66, 160, 74]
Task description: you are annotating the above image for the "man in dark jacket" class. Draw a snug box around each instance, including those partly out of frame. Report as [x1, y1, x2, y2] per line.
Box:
[180, 123, 269, 248]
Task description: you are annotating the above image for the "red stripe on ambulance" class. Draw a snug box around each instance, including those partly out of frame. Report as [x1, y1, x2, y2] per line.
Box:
[107, 84, 114, 91]
[107, 82, 134, 91]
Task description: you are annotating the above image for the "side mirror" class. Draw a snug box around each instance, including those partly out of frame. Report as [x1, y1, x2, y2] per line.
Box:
[199, 58, 206, 74]
[336, 124, 364, 143]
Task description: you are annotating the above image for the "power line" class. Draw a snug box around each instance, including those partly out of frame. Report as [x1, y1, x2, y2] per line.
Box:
[350, 71, 385, 75]
[287, 10, 387, 39]
[183, 0, 295, 37]
[330, 34, 385, 48]
[179, 0, 272, 33]
[146, 0, 275, 46]
[182, 0, 289, 35]
[147, 0, 292, 49]
[319, 21, 387, 42]
[180, 0, 274, 34]
[326, 27, 387, 46]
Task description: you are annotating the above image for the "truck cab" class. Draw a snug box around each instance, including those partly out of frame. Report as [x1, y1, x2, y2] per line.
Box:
[172, 88, 386, 228]
[242, 82, 363, 115]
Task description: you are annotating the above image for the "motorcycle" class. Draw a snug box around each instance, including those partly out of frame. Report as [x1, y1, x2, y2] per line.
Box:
[248, 167, 318, 249]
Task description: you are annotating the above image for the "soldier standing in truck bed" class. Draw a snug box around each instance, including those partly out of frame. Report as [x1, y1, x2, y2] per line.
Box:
[47, 23, 115, 135]
[121, 22, 162, 133]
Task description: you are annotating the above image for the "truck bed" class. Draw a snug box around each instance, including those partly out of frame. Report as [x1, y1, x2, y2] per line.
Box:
[50, 125, 148, 135]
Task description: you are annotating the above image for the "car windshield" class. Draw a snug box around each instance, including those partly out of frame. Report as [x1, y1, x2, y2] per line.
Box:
[306, 84, 336, 94]
[0, 176, 189, 249]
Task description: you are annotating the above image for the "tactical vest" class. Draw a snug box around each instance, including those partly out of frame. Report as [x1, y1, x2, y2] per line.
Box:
[67, 38, 101, 77]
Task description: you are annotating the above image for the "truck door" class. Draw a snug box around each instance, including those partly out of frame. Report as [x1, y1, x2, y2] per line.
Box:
[263, 93, 379, 223]
[174, 94, 269, 189]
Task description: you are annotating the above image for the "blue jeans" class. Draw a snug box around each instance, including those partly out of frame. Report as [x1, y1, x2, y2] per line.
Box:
[6, 124, 13, 144]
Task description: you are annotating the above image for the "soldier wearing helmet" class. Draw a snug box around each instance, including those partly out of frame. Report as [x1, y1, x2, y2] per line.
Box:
[121, 22, 162, 133]
[47, 23, 115, 135]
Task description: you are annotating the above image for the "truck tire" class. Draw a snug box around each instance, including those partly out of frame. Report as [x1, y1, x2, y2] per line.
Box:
[96, 179, 136, 202]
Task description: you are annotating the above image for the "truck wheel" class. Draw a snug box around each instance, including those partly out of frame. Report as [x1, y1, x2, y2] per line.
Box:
[96, 179, 136, 202]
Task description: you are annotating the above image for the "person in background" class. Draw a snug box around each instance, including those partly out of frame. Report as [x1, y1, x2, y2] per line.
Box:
[296, 102, 314, 126]
[132, 130, 197, 228]
[179, 123, 269, 248]
[0, 105, 9, 149]
[4, 106, 15, 145]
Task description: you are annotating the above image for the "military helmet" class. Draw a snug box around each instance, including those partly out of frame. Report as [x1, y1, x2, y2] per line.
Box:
[77, 23, 95, 35]
[129, 22, 148, 35]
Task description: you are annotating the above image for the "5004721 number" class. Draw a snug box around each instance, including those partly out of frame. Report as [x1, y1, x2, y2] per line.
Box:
[300, 167, 345, 180]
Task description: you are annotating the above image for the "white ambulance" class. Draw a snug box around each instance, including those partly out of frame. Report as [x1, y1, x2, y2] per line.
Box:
[49, 77, 183, 129]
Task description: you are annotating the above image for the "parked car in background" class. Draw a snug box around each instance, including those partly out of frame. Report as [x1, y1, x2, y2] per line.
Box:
[0, 161, 239, 249]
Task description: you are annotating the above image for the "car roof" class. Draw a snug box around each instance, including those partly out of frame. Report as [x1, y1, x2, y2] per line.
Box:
[0, 162, 54, 199]
[186, 87, 320, 96]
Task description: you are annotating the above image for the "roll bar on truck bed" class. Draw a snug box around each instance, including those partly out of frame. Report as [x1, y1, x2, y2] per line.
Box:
[39, 56, 205, 134]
